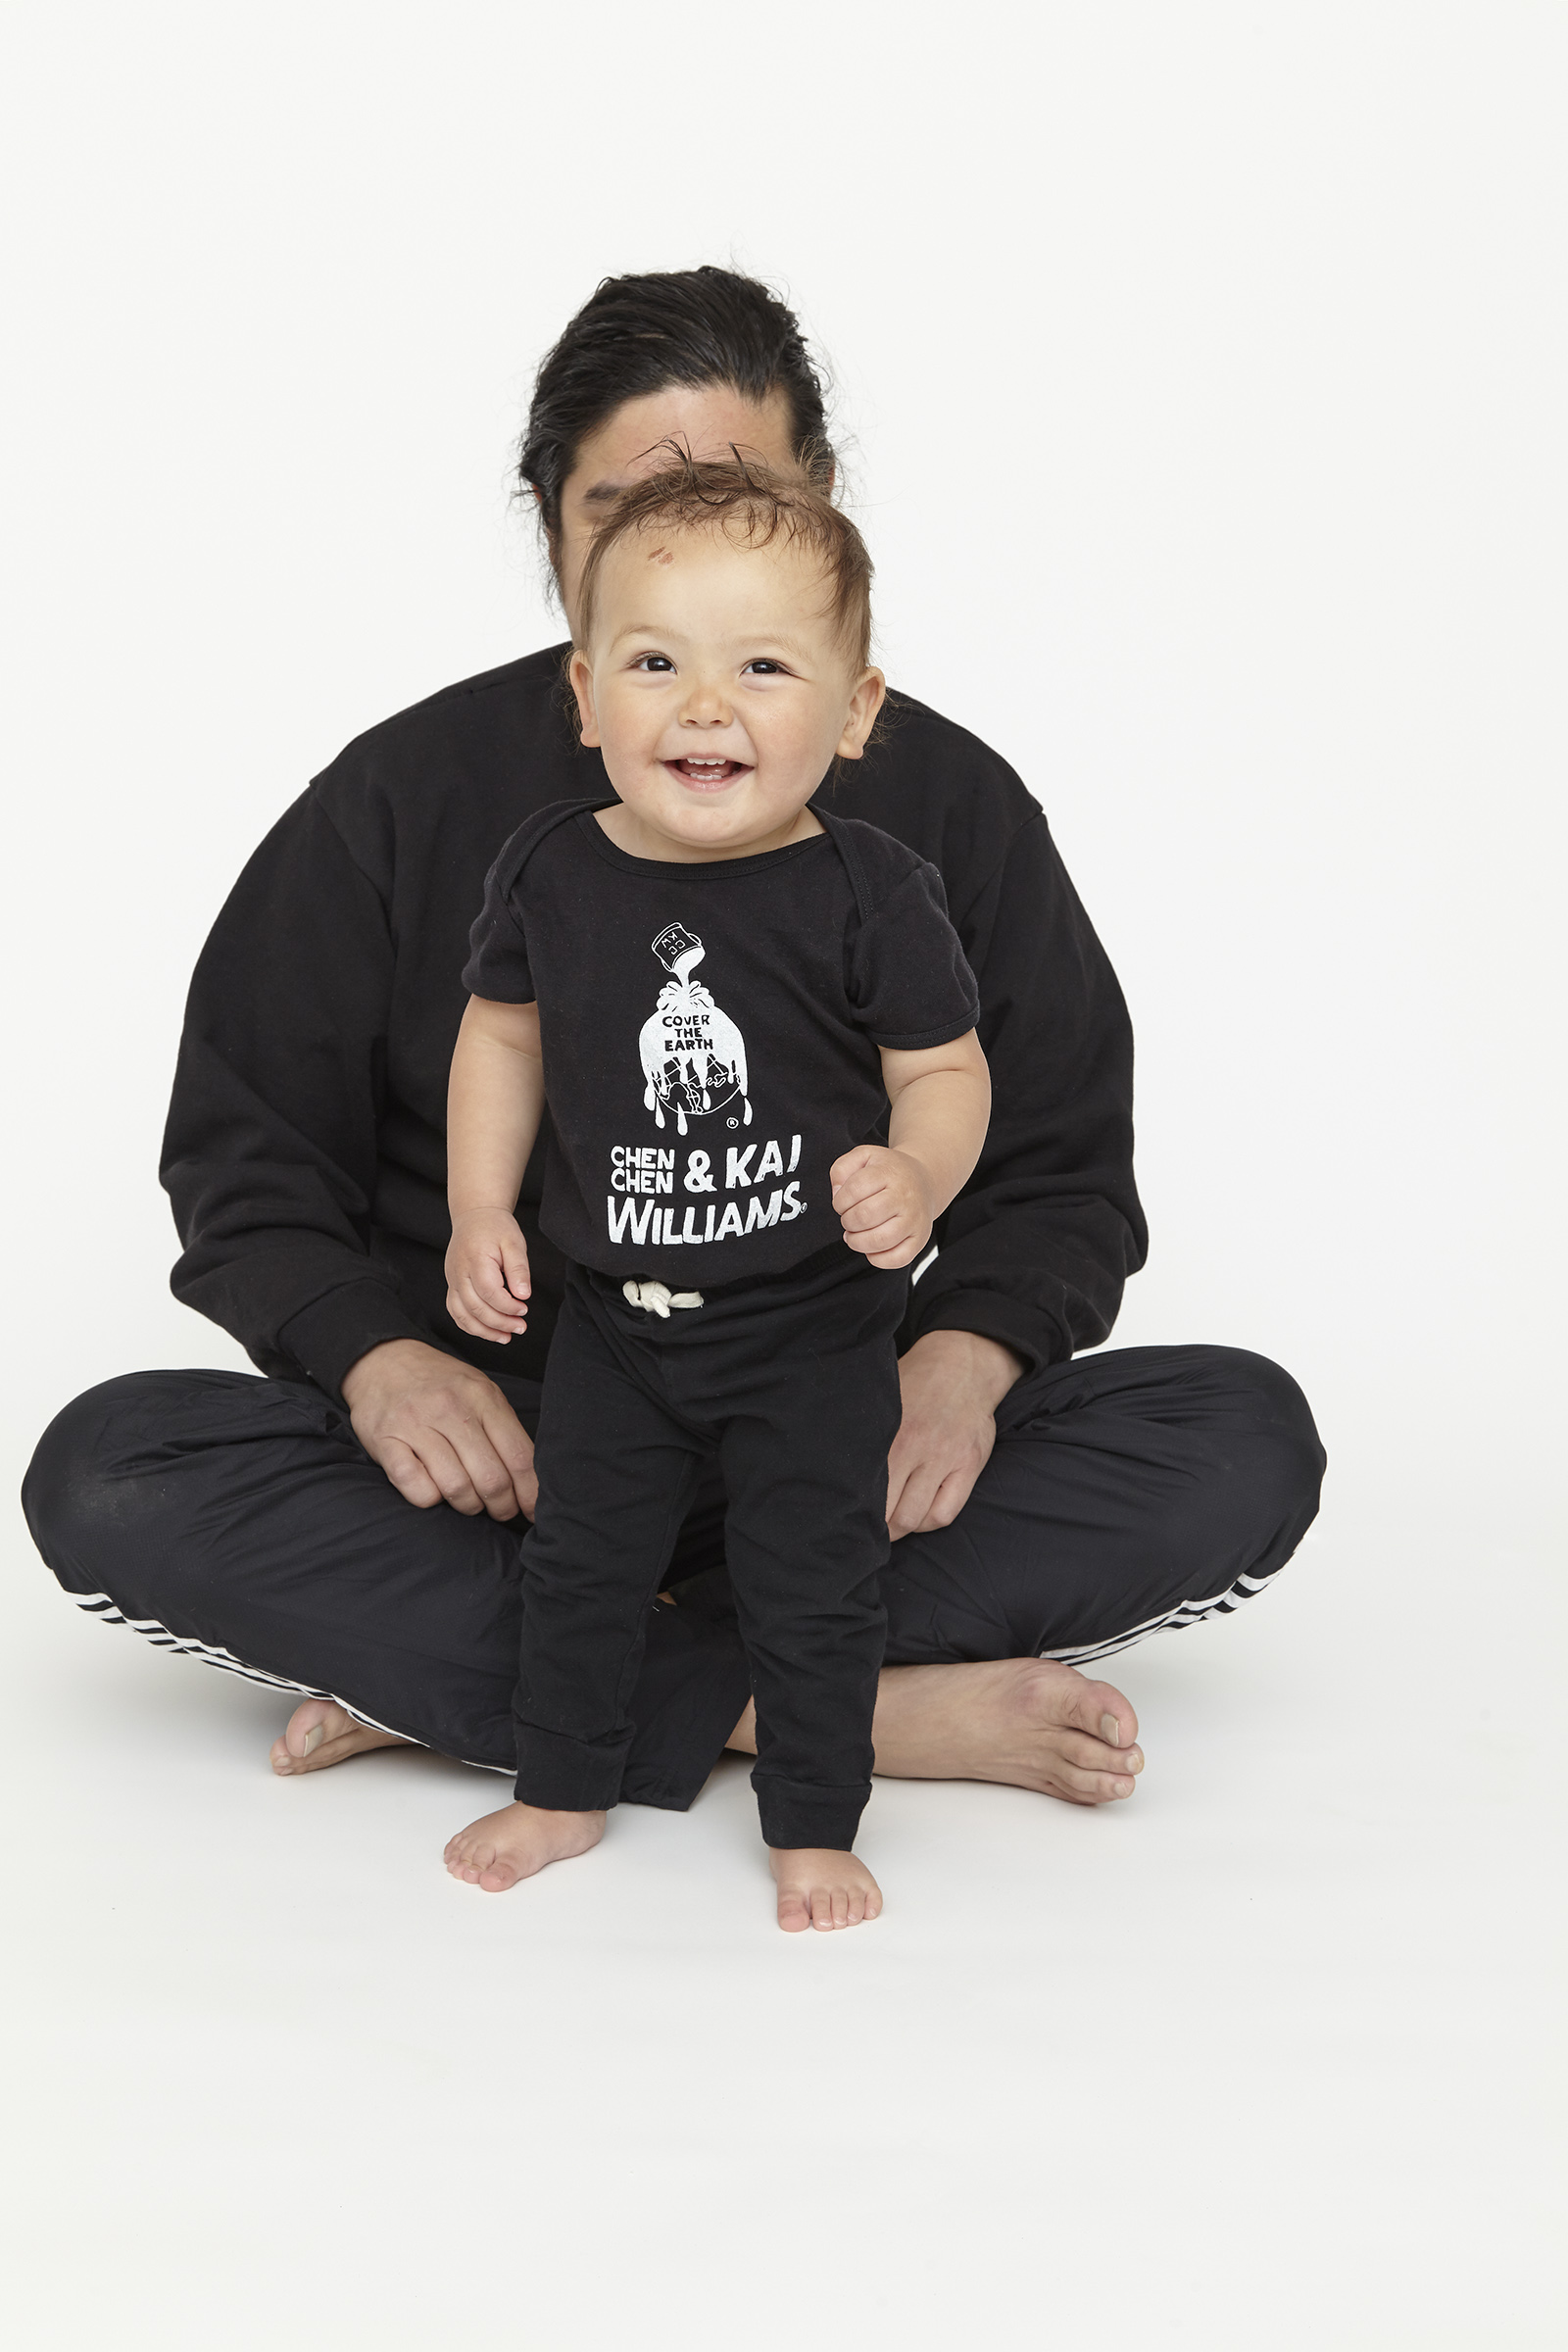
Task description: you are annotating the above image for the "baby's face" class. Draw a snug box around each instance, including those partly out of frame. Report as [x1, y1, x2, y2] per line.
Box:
[569, 525, 883, 858]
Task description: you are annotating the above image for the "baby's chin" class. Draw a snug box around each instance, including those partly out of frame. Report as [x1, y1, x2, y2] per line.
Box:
[616, 767, 818, 852]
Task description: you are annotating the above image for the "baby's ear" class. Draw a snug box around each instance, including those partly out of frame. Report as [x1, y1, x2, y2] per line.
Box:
[568, 651, 601, 747]
[836, 667, 886, 761]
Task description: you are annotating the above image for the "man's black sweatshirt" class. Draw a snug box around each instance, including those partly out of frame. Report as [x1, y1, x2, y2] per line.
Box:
[161, 646, 1148, 1403]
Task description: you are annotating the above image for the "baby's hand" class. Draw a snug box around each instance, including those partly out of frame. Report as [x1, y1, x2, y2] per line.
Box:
[445, 1209, 531, 1343]
[830, 1146, 936, 1270]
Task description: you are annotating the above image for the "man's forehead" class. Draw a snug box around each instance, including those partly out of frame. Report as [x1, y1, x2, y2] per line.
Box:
[578, 463, 798, 509]
[569, 388, 795, 503]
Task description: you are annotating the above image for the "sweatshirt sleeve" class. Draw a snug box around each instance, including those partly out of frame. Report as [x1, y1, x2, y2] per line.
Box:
[160, 786, 431, 1399]
[848, 861, 981, 1050]
[906, 810, 1148, 1374]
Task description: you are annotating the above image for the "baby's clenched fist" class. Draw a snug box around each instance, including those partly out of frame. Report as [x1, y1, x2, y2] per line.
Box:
[446, 1208, 532, 1343]
[830, 1145, 936, 1270]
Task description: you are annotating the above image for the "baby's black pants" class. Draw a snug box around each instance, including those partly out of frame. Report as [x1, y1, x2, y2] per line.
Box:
[514, 1246, 907, 1852]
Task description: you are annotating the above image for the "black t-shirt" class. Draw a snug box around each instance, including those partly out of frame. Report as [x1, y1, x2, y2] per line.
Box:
[463, 799, 981, 1286]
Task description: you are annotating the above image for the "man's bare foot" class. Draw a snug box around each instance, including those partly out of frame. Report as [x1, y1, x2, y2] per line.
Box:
[729, 1658, 1145, 1805]
[769, 1847, 883, 1933]
[444, 1801, 606, 1892]
[270, 1697, 415, 1777]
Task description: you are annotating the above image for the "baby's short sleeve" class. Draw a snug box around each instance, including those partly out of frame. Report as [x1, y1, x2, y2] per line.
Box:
[847, 860, 980, 1050]
[462, 847, 536, 1003]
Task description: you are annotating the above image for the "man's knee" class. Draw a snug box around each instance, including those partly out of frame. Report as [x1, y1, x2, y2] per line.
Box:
[1191, 1347, 1327, 1567]
[1223, 1348, 1324, 1494]
[22, 1371, 207, 1592]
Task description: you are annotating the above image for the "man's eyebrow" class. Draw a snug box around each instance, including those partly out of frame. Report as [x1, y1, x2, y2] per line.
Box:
[579, 479, 627, 506]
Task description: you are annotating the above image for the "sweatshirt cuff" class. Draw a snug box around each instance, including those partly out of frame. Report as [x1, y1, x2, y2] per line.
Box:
[277, 1280, 432, 1404]
[903, 1285, 1069, 1382]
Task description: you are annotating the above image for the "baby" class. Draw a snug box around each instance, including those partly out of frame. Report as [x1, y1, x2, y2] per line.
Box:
[442, 455, 990, 1930]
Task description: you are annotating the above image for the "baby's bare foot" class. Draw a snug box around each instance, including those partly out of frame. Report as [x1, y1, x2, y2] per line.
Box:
[768, 1847, 883, 1934]
[270, 1698, 414, 1776]
[444, 1801, 606, 1892]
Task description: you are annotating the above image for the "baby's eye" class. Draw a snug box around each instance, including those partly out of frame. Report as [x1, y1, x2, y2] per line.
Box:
[742, 659, 786, 675]
[631, 654, 674, 673]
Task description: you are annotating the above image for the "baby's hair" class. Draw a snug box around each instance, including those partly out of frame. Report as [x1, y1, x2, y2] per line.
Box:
[575, 446, 874, 672]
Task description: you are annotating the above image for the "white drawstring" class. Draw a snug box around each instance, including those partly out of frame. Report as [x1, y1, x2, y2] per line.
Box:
[622, 1280, 704, 1318]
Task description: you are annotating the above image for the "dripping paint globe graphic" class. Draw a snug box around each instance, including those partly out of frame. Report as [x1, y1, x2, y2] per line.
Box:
[640, 923, 753, 1137]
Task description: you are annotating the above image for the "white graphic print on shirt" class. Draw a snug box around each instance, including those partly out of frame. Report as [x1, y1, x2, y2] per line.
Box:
[639, 924, 753, 1137]
[610, 924, 806, 1252]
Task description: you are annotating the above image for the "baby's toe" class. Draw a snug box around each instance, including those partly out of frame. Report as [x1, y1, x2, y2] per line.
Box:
[777, 1887, 811, 1933]
[447, 1835, 492, 1881]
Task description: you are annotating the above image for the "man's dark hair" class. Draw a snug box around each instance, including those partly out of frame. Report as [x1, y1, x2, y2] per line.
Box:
[518, 267, 833, 545]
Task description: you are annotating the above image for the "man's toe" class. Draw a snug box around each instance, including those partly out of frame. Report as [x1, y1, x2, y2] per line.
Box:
[1082, 1681, 1138, 1745]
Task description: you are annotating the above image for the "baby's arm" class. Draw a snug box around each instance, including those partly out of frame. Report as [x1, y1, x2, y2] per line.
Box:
[445, 996, 546, 1343]
[831, 1031, 991, 1270]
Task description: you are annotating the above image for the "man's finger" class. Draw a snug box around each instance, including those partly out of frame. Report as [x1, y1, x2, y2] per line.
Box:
[377, 1436, 443, 1510]
[482, 1402, 535, 1476]
[410, 1429, 488, 1516]
[481, 1392, 535, 1467]
[916, 1466, 980, 1532]
[480, 1403, 538, 1517]
[886, 1453, 943, 1538]
[432, 1411, 527, 1520]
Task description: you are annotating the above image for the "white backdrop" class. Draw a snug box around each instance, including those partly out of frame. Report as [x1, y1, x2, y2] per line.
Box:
[2, 7, 1563, 2347]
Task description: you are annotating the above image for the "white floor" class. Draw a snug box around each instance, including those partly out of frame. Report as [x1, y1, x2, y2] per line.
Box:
[4, 1445, 1560, 2352]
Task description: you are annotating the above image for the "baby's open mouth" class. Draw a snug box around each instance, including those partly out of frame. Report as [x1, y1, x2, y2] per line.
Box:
[665, 758, 751, 790]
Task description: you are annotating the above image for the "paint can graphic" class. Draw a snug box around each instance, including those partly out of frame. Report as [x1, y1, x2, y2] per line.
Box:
[640, 923, 753, 1136]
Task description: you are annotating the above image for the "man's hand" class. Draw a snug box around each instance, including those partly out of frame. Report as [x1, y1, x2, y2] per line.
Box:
[886, 1329, 1023, 1539]
[831, 1145, 937, 1269]
[340, 1339, 537, 1521]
